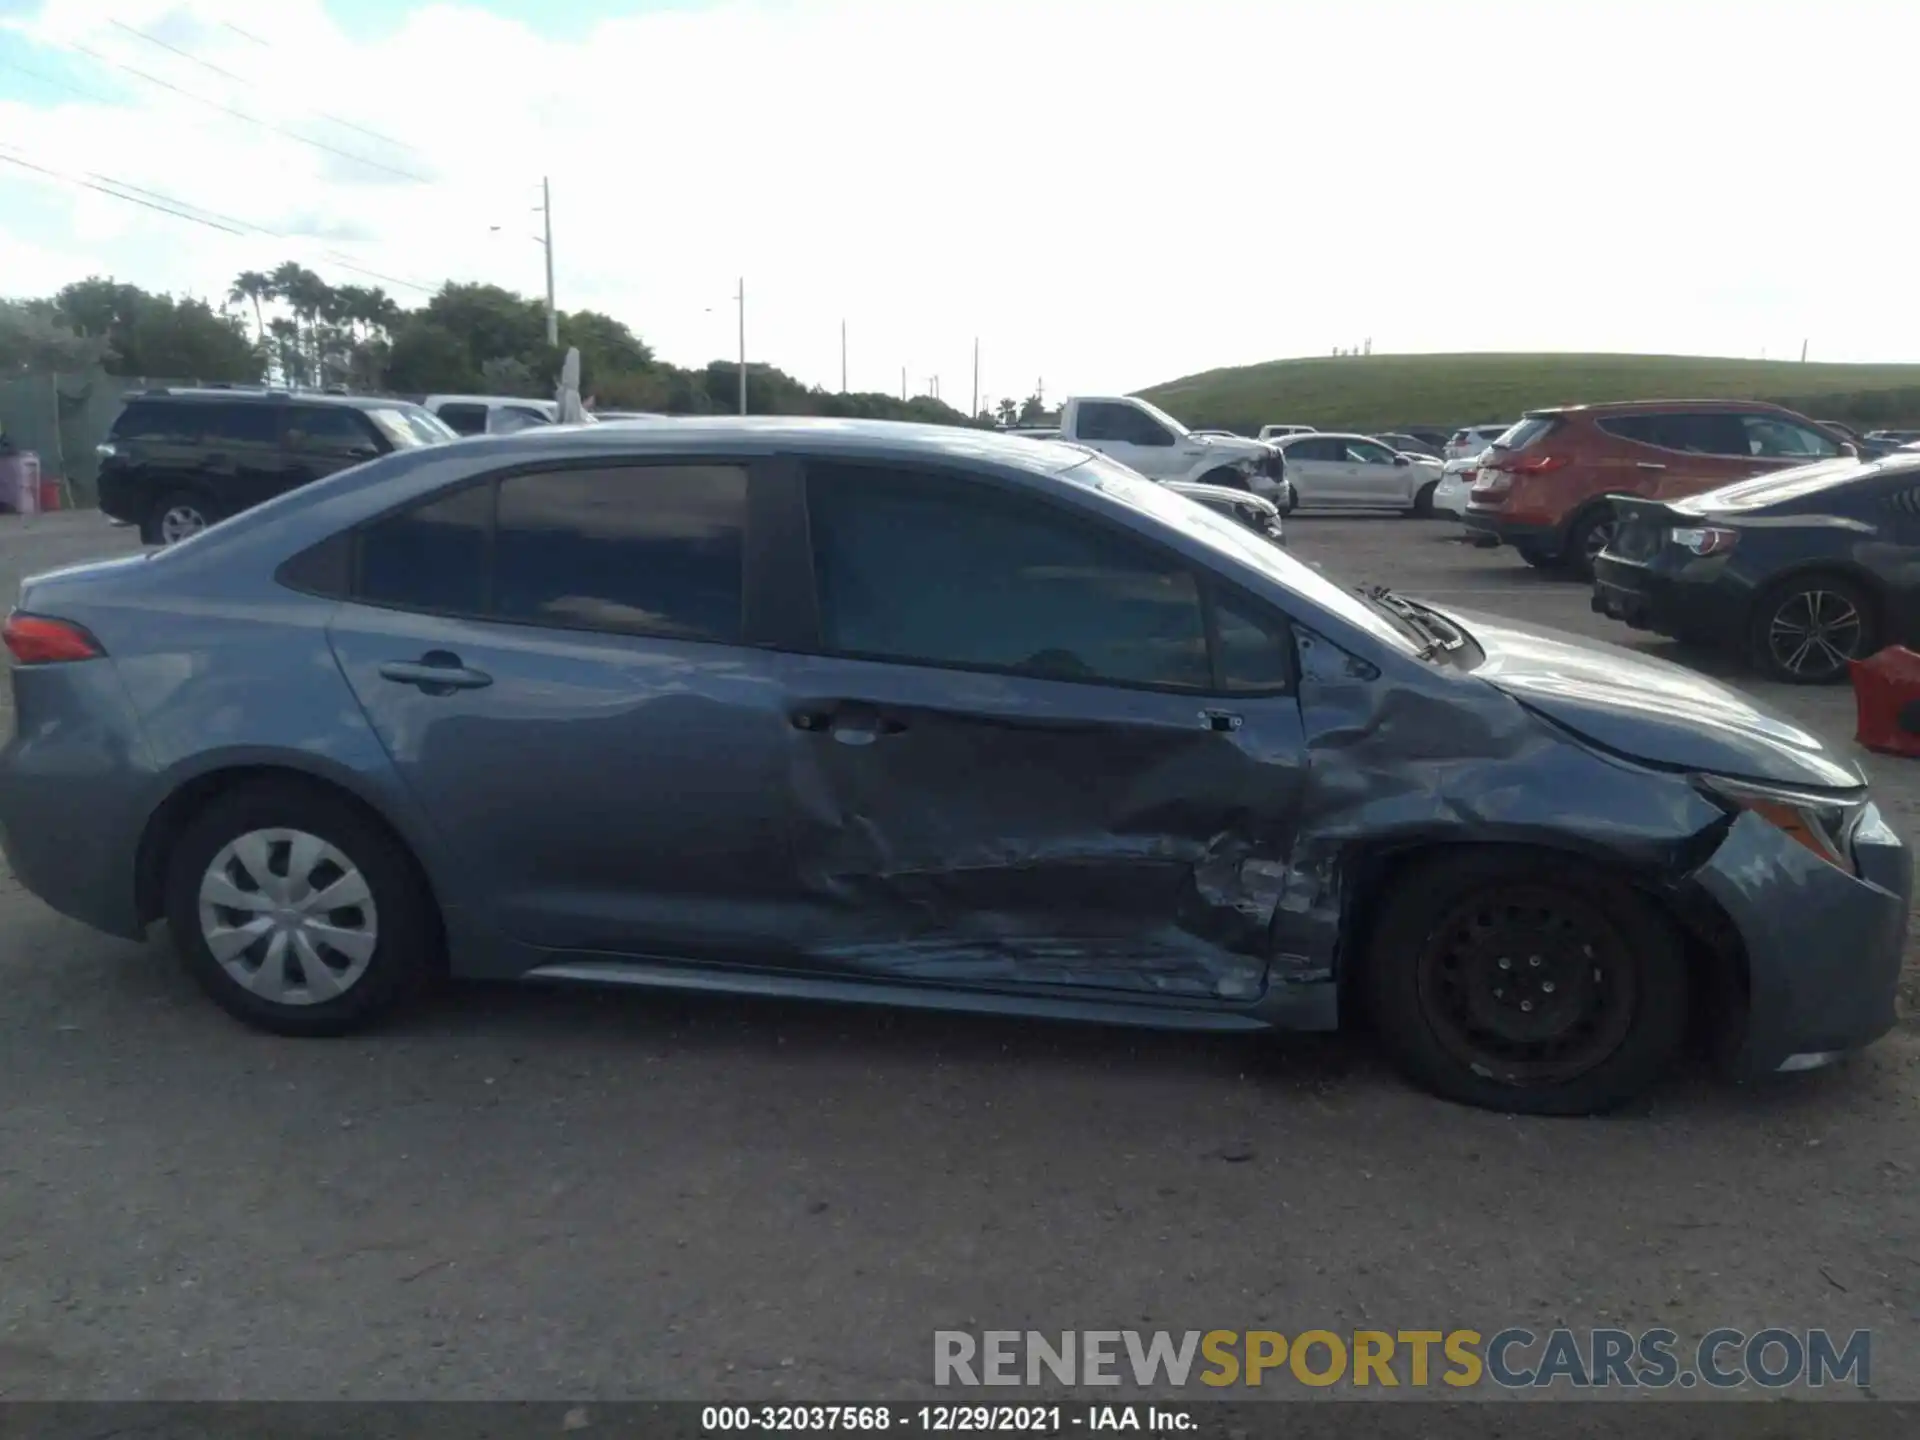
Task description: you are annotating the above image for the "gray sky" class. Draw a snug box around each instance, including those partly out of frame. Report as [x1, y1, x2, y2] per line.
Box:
[1, 0, 1914, 405]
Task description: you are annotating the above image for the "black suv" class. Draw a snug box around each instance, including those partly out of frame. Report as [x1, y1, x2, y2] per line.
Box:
[97, 389, 454, 545]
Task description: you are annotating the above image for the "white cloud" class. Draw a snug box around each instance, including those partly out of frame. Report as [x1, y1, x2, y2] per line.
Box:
[1, 0, 1915, 407]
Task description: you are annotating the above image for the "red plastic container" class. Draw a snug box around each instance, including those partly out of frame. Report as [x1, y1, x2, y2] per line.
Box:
[1849, 646, 1920, 757]
[37, 479, 61, 512]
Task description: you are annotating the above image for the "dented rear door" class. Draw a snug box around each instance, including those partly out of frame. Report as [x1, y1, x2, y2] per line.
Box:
[776, 455, 1309, 1004]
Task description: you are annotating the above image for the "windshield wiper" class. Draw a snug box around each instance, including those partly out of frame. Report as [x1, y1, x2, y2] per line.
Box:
[1360, 585, 1465, 659]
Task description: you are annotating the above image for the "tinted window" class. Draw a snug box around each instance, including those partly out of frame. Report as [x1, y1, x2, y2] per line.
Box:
[111, 399, 201, 445]
[287, 406, 376, 452]
[1742, 415, 1841, 459]
[1077, 402, 1134, 443]
[202, 402, 281, 446]
[1344, 439, 1398, 464]
[1495, 417, 1559, 452]
[1286, 436, 1344, 462]
[437, 403, 489, 436]
[494, 407, 550, 434]
[1601, 411, 1749, 455]
[808, 463, 1210, 689]
[493, 465, 747, 641]
[357, 482, 493, 614]
[1213, 590, 1292, 693]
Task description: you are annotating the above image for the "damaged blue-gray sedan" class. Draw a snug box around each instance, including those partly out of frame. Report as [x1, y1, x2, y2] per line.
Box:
[0, 420, 1906, 1114]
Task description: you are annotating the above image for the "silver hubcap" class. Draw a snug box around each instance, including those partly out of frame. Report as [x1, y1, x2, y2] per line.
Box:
[1769, 590, 1863, 677]
[197, 829, 379, 1005]
[160, 505, 207, 543]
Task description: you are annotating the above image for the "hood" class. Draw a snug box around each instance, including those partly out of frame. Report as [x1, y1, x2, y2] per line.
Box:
[1429, 605, 1864, 790]
[1191, 434, 1266, 458]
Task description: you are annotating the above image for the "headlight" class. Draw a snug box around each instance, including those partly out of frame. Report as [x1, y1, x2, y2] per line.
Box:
[1670, 526, 1739, 556]
[1696, 774, 1868, 870]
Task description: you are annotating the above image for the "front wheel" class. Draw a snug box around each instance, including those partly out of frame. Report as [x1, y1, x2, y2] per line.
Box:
[1747, 574, 1878, 684]
[164, 781, 441, 1035]
[1515, 541, 1558, 570]
[1363, 850, 1688, 1115]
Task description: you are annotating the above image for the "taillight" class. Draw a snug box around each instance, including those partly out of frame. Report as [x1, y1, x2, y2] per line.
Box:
[2, 613, 104, 664]
[1473, 471, 1512, 495]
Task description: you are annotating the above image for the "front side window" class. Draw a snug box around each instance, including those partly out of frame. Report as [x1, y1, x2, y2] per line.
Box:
[1213, 589, 1293, 692]
[1743, 415, 1841, 459]
[1076, 402, 1134, 443]
[202, 402, 281, 446]
[286, 406, 377, 453]
[492, 465, 746, 641]
[1286, 436, 1343, 462]
[1344, 439, 1399, 465]
[807, 462, 1211, 690]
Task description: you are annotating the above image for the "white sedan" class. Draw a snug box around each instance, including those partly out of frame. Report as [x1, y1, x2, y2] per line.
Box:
[1429, 453, 1485, 517]
[1270, 432, 1444, 514]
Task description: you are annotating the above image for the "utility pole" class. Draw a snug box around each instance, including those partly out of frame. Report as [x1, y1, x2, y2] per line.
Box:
[931, 375, 939, 401]
[540, 176, 557, 347]
[1801, 338, 1809, 363]
[900, 366, 906, 401]
[841, 320, 847, 392]
[972, 338, 979, 417]
[736, 277, 746, 415]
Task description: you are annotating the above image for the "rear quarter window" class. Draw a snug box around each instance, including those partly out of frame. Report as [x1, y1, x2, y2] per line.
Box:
[111, 399, 200, 444]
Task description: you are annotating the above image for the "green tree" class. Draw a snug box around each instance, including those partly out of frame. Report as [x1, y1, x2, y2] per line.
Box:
[227, 270, 273, 344]
[995, 397, 1017, 426]
[54, 277, 259, 381]
[1017, 392, 1046, 423]
[385, 320, 478, 394]
[0, 299, 108, 371]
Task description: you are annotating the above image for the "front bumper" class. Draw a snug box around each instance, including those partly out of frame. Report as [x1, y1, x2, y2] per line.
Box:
[1693, 807, 1911, 1077]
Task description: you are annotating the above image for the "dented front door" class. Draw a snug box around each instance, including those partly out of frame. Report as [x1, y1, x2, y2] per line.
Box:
[777, 653, 1309, 1004]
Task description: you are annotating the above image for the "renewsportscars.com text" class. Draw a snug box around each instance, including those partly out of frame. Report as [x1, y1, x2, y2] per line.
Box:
[933, 1328, 1871, 1391]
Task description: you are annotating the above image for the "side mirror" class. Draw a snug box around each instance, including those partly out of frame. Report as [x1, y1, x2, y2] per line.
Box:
[1393, 454, 1410, 467]
[1841, 442, 1860, 459]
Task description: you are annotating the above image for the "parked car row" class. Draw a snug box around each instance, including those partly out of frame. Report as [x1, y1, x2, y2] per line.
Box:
[5, 416, 1907, 1118]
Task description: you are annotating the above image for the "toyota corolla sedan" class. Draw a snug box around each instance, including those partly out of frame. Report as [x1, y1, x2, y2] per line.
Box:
[1, 420, 1907, 1114]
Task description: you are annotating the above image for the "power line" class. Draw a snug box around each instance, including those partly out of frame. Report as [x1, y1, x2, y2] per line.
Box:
[108, 19, 430, 157]
[53, 36, 435, 184]
[0, 144, 435, 293]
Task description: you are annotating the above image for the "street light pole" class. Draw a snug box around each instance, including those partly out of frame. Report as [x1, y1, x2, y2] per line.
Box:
[540, 176, 557, 348]
[736, 277, 747, 415]
[841, 320, 847, 393]
[972, 338, 979, 418]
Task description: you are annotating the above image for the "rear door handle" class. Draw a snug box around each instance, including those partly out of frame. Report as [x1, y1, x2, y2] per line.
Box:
[791, 704, 908, 744]
[378, 651, 493, 694]
[1636, 461, 1667, 471]
[1201, 709, 1243, 732]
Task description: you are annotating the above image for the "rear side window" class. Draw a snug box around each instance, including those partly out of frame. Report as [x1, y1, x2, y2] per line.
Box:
[111, 399, 201, 444]
[1599, 411, 1750, 456]
[357, 482, 493, 615]
[201, 402, 281, 446]
[806, 462, 1211, 690]
[492, 466, 747, 641]
[348, 464, 749, 644]
[436, 403, 489, 436]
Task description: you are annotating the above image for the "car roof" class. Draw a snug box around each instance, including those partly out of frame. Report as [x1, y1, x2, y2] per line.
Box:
[425, 394, 559, 408]
[1524, 398, 1811, 418]
[127, 388, 407, 411]
[456, 416, 1100, 475]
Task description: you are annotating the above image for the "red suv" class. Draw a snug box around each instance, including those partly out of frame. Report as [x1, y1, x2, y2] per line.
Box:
[1462, 400, 1855, 579]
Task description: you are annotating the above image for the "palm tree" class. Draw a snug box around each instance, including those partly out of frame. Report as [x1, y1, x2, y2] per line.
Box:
[267, 316, 304, 386]
[228, 270, 272, 344]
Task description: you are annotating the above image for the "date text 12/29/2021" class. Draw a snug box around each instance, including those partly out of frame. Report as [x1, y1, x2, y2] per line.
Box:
[701, 1406, 1193, 1433]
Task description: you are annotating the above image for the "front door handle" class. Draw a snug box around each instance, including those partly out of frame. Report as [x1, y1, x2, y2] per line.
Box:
[791, 704, 907, 744]
[378, 651, 493, 695]
[1201, 708, 1243, 732]
[1636, 461, 1667, 471]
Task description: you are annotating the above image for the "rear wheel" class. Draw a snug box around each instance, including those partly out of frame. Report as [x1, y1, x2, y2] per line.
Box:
[163, 780, 440, 1035]
[147, 492, 217, 547]
[1747, 574, 1878, 684]
[1364, 850, 1688, 1115]
[1409, 481, 1438, 518]
[1515, 541, 1558, 570]
[1561, 507, 1619, 581]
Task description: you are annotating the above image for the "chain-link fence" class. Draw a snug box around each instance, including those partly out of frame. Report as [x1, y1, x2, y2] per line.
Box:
[0, 367, 193, 509]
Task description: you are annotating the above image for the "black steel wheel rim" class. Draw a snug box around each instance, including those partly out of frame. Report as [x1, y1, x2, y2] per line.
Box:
[1583, 518, 1617, 560]
[1767, 589, 1863, 679]
[1413, 883, 1639, 1086]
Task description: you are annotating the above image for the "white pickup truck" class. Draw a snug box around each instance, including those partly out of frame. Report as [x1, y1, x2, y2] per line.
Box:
[1050, 396, 1287, 501]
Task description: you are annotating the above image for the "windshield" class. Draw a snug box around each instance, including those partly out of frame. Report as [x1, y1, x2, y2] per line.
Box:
[1063, 453, 1417, 653]
[367, 406, 456, 449]
[1687, 455, 1877, 512]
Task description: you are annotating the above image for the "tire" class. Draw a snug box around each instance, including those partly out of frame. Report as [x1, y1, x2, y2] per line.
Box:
[1362, 848, 1688, 1115]
[1515, 541, 1558, 570]
[163, 779, 441, 1036]
[148, 492, 218, 547]
[1409, 481, 1438, 518]
[1746, 573, 1879, 685]
[1561, 506, 1620, 581]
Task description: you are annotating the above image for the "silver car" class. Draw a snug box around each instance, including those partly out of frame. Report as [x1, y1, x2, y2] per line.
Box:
[1, 420, 1907, 1114]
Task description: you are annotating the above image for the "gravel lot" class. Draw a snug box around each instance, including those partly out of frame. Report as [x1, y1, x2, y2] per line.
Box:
[2, 509, 1917, 1402]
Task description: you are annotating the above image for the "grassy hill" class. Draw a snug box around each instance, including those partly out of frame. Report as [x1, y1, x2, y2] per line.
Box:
[1137, 353, 1920, 435]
